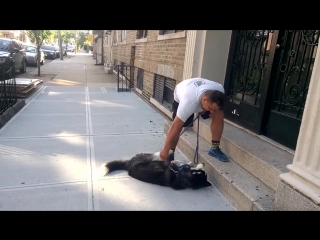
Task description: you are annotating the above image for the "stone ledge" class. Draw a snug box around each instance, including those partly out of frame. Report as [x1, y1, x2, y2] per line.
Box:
[274, 180, 320, 211]
[157, 31, 186, 41]
[149, 97, 172, 119]
[135, 38, 147, 43]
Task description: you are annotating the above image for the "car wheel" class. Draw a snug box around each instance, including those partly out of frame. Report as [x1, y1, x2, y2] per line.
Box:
[19, 60, 26, 73]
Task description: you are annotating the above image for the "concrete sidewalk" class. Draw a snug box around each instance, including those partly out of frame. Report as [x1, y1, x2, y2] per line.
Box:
[0, 53, 236, 211]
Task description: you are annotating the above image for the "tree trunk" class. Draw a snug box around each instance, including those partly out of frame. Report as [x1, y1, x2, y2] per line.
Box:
[36, 35, 41, 76]
[37, 47, 41, 76]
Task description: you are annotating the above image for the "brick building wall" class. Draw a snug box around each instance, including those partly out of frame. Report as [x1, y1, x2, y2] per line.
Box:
[111, 30, 187, 118]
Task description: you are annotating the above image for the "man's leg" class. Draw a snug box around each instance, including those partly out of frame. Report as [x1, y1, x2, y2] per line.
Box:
[208, 110, 229, 162]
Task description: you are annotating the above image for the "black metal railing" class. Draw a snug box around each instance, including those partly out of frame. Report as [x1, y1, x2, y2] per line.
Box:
[115, 64, 135, 92]
[0, 63, 17, 115]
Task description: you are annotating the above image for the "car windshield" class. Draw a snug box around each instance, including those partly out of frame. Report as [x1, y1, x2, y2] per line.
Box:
[24, 46, 37, 53]
[41, 45, 55, 51]
[0, 39, 11, 50]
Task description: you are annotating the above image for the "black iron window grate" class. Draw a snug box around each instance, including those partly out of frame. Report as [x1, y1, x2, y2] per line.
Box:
[159, 30, 184, 35]
[153, 74, 176, 111]
[136, 30, 148, 39]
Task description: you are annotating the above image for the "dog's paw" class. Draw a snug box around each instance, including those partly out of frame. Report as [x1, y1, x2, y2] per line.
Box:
[152, 151, 162, 161]
[98, 163, 109, 177]
[171, 160, 185, 167]
[188, 161, 194, 167]
[195, 163, 205, 170]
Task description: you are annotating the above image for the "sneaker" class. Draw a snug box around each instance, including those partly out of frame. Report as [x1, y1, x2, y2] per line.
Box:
[208, 147, 229, 162]
[167, 152, 175, 162]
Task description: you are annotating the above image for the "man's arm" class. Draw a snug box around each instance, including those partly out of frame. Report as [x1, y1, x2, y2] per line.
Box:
[165, 116, 185, 150]
[160, 116, 185, 161]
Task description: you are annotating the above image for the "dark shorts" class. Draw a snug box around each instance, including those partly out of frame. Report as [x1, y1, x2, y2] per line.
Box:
[172, 100, 219, 127]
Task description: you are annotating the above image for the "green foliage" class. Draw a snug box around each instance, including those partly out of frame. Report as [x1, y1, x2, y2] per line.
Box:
[77, 31, 88, 49]
[26, 30, 52, 46]
[50, 30, 58, 43]
[46, 30, 75, 44]
[61, 30, 75, 44]
[26, 30, 52, 76]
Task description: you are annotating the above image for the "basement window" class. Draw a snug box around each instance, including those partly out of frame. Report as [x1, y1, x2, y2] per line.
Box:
[136, 30, 148, 39]
[153, 74, 176, 111]
[159, 30, 184, 35]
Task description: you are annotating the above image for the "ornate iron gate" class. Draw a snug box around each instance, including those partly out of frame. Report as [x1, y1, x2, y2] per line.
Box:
[263, 30, 319, 149]
[224, 30, 278, 133]
[224, 30, 319, 150]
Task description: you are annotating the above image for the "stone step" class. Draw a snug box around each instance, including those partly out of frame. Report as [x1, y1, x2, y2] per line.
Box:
[164, 120, 276, 211]
[190, 117, 294, 192]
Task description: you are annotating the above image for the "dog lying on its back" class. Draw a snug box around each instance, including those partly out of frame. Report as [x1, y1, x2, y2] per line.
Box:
[99, 151, 212, 190]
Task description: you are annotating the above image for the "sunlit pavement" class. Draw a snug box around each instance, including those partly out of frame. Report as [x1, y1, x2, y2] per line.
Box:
[0, 53, 236, 211]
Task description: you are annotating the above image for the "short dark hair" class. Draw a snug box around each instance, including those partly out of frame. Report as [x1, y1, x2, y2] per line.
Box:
[204, 90, 225, 109]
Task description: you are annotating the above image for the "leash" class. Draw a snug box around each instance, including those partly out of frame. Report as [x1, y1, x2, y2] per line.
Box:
[178, 113, 200, 164]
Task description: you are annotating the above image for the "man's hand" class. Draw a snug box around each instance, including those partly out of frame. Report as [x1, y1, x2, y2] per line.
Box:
[160, 115, 184, 161]
[160, 148, 169, 161]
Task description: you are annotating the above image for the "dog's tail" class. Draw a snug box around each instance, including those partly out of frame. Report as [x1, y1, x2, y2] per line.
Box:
[99, 160, 129, 176]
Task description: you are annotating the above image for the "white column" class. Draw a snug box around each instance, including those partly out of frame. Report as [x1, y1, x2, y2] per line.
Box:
[182, 30, 197, 80]
[280, 48, 320, 204]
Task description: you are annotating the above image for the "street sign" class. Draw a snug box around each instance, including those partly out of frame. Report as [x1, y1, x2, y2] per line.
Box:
[88, 34, 93, 42]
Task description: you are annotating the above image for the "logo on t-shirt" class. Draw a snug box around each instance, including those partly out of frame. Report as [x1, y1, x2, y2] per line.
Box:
[194, 80, 205, 87]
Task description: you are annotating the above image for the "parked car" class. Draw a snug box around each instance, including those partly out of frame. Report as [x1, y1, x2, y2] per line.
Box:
[61, 44, 67, 56]
[67, 44, 75, 52]
[61, 44, 75, 56]
[52, 45, 60, 58]
[23, 44, 44, 66]
[41, 44, 57, 59]
[0, 37, 26, 73]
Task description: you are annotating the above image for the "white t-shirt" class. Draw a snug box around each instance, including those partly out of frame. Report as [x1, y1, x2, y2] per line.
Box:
[173, 78, 225, 122]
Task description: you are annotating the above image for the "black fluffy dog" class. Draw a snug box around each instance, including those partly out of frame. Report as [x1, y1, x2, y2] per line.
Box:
[99, 151, 212, 190]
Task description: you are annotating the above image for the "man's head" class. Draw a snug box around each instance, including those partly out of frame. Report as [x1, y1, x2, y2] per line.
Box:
[200, 90, 225, 112]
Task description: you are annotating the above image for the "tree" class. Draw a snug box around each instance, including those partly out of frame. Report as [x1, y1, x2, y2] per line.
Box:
[49, 30, 58, 44]
[26, 30, 52, 76]
[61, 30, 75, 44]
[76, 31, 88, 50]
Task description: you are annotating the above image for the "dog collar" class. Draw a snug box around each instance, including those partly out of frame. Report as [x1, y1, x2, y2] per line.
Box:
[178, 164, 191, 188]
[177, 164, 190, 174]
